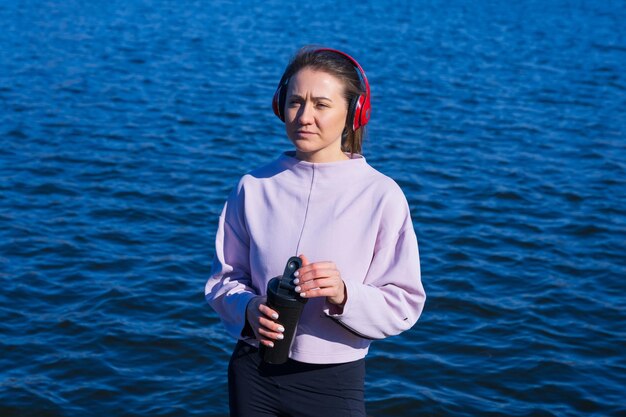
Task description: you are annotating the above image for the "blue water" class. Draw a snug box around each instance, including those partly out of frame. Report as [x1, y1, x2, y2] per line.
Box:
[1, 0, 625, 416]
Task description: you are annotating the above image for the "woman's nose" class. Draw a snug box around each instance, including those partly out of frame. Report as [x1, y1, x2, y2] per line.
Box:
[297, 102, 314, 124]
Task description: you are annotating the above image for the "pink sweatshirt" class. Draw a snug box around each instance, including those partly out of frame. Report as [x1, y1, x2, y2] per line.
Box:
[205, 150, 426, 364]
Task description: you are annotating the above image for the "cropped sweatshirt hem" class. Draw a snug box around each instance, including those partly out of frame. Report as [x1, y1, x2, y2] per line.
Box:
[237, 337, 370, 364]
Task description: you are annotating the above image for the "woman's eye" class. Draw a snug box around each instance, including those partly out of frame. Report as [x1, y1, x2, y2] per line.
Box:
[288, 101, 300, 107]
[317, 103, 329, 108]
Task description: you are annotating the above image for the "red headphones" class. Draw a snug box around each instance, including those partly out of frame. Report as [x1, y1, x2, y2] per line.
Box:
[272, 48, 371, 131]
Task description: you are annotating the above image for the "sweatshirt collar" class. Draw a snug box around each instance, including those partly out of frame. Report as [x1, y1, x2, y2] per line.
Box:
[277, 150, 368, 183]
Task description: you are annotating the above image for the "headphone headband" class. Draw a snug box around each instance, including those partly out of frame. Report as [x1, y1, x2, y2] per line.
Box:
[272, 48, 371, 131]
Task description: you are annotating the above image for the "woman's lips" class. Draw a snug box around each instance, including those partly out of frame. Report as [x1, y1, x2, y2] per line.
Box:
[296, 131, 316, 136]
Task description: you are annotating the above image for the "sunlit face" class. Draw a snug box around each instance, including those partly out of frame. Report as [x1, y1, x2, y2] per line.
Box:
[284, 67, 349, 163]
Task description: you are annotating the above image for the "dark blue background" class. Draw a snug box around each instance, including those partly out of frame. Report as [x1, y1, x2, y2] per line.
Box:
[1, 1, 625, 416]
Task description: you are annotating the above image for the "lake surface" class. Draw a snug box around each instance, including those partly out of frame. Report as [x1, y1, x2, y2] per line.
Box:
[1, 0, 625, 416]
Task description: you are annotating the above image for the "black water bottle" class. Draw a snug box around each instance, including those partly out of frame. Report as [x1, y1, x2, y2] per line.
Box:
[259, 256, 308, 364]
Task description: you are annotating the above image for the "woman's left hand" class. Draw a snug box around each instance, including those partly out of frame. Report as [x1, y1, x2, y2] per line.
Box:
[293, 254, 346, 306]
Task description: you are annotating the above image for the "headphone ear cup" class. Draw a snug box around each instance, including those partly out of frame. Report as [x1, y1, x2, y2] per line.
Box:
[348, 94, 367, 131]
[272, 87, 282, 120]
[272, 80, 289, 122]
[347, 95, 360, 132]
[358, 94, 370, 128]
[278, 83, 288, 121]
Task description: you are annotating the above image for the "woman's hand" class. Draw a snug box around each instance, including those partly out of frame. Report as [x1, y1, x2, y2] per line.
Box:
[293, 254, 346, 306]
[245, 296, 285, 348]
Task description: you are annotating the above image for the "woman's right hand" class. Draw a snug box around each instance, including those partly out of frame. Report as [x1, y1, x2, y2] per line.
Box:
[245, 296, 285, 348]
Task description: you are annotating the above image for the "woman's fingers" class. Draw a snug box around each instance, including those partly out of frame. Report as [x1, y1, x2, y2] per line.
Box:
[258, 302, 279, 320]
[294, 255, 347, 304]
[258, 327, 285, 342]
[258, 308, 285, 343]
[294, 268, 337, 285]
[298, 253, 310, 266]
[295, 276, 328, 292]
[295, 262, 336, 280]
[297, 277, 344, 300]
[246, 298, 284, 347]
[292, 263, 344, 299]
[259, 317, 285, 334]
[298, 286, 336, 298]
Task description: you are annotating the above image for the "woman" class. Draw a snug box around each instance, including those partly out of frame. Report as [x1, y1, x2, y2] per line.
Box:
[205, 46, 426, 417]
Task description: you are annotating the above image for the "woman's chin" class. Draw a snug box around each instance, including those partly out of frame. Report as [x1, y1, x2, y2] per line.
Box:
[290, 140, 316, 153]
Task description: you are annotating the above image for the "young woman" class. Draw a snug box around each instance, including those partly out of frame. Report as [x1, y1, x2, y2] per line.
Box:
[205, 46, 426, 417]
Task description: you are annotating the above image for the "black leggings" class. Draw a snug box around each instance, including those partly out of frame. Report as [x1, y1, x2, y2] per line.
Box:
[228, 340, 366, 417]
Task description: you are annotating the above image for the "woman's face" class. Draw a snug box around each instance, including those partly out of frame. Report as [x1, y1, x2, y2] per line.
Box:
[284, 67, 349, 162]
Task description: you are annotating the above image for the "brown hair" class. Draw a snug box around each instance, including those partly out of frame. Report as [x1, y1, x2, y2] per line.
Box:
[277, 46, 368, 156]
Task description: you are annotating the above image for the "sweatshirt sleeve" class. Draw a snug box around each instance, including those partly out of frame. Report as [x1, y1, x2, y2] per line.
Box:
[324, 182, 426, 340]
[204, 181, 257, 339]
